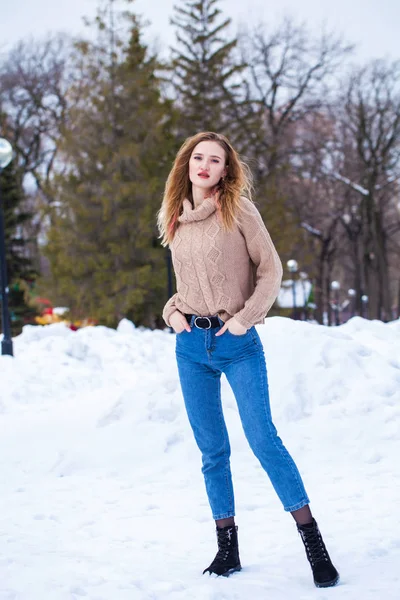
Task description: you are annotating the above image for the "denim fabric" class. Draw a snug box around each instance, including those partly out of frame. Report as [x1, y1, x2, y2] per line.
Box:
[175, 316, 310, 520]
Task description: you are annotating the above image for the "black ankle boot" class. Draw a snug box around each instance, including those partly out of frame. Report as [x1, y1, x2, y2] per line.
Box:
[297, 519, 340, 588]
[203, 524, 242, 577]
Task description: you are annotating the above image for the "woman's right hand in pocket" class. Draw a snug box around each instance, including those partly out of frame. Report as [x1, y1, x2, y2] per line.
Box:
[170, 310, 191, 334]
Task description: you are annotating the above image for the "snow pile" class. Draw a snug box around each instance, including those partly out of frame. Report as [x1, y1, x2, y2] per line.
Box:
[0, 317, 399, 599]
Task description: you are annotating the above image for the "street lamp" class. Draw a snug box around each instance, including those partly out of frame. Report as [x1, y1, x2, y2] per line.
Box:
[330, 280, 341, 326]
[342, 213, 351, 225]
[299, 271, 309, 320]
[287, 259, 298, 320]
[348, 288, 356, 318]
[0, 138, 14, 356]
[361, 294, 369, 319]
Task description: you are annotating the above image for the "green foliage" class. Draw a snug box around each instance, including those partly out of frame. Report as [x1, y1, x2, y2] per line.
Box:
[8, 281, 38, 334]
[43, 6, 178, 327]
[170, 0, 244, 138]
[0, 162, 37, 334]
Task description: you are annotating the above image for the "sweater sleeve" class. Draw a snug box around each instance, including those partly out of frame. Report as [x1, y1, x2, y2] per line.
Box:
[233, 199, 283, 329]
[162, 293, 179, 327]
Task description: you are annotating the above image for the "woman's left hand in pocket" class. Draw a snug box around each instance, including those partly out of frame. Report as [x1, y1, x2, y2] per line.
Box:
[215, 317, 247, 337]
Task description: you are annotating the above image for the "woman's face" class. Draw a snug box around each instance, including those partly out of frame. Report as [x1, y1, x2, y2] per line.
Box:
[189, 140, 227, 191]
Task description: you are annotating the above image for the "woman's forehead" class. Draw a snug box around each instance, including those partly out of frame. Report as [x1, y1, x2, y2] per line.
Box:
[192, 140, 226, 159]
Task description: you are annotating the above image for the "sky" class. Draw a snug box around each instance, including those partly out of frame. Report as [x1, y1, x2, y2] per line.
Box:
[0, 0, 399, 65]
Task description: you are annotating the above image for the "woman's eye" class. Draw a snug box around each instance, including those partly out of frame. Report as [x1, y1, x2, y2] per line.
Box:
[193, 156, 201, 160]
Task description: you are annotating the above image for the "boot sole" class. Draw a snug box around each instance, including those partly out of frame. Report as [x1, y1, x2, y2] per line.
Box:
[222, 565, 242, 578]
[203, 565, 242, 577]
[315, 574, 340, 588]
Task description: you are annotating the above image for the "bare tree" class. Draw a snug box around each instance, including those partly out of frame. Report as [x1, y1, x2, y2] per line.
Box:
[332, 59, 400, 319]
[239, 18, 353, 182]
[285, 57, 400, 322]
[0, 34, 72, 202]
[291, 165, 344, 324]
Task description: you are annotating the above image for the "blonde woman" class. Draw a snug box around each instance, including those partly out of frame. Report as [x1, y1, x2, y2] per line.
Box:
[157, 132, 339, 587]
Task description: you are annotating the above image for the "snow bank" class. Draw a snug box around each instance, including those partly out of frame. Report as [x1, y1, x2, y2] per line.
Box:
[0, 317, 399, 599]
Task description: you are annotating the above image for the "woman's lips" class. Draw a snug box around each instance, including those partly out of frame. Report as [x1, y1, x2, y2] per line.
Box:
[198, 173, 210, 178]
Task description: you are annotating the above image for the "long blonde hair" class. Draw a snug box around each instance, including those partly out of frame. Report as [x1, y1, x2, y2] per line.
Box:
[157, 132, 253, 247]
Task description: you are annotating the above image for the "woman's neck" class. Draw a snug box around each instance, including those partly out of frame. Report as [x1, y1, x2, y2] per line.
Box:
[192, 184, 210, 208]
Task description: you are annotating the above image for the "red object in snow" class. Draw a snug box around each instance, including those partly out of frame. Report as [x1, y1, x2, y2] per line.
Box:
[43, 307, 53, 315]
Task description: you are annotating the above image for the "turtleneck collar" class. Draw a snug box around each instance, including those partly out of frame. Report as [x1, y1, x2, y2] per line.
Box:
[178, 197, 217, 223]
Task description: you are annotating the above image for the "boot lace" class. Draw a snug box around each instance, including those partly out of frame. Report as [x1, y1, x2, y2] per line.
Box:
[213, 528, 233, 563]
[300, 528, 329, 566]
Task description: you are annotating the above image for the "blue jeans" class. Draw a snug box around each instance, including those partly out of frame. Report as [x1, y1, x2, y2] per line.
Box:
[175, 316, 310, 520]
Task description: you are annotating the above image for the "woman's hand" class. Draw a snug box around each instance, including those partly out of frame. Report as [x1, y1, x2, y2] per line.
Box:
[215, 317, 247, 337]
[170, 310, 191, 334]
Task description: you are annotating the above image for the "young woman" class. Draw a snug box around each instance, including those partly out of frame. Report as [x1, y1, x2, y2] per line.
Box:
[157, 132, 339, 588]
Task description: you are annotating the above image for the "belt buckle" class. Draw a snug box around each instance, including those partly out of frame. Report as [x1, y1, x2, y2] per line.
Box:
[194, 316, 212, 329]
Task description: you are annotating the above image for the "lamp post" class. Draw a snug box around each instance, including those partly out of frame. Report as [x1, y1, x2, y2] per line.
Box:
[287, 259, 298, 319]
[299, 271, 309, 320]
[348, 288, 356, 318]
[330, 280, 341, 326]
[0, 138, 14, 356]
[361, 294, 369, 319]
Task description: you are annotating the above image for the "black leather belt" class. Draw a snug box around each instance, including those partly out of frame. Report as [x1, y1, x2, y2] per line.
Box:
[185, 314, 221, 329]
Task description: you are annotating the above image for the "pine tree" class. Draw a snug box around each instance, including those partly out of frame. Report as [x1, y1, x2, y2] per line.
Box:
[43, 3, 177, 327]
[170, 0, 244, 139]
[0, 162, 37, 333]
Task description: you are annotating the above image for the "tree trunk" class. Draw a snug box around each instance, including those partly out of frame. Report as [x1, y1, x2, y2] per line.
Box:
[361, 193, 378, 319]
[373, 208, 391, 321]
[353, 237, 363, 316]
[315, 259, 324, 324]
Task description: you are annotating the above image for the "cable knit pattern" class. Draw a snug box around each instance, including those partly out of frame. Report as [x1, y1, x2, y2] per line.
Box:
[162, 196, 283, 328]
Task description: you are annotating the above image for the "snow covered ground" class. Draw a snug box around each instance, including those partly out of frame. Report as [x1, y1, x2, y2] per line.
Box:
[0, 316, 399, 600]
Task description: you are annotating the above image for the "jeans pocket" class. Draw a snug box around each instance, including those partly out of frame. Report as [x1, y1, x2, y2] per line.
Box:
[226, 329, 248, 337]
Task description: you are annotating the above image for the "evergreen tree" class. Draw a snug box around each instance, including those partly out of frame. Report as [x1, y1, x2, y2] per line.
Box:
[0, 162, 37, 333]
[170, 0, 245, 139]
[43, 3, 177, 327]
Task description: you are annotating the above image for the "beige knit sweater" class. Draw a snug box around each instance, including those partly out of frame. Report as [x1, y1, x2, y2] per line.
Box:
[162, 196, 283, 329]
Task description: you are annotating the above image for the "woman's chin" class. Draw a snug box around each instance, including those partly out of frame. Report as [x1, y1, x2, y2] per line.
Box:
[191, 181, 218, 194]
[191, 177, 214, 187]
